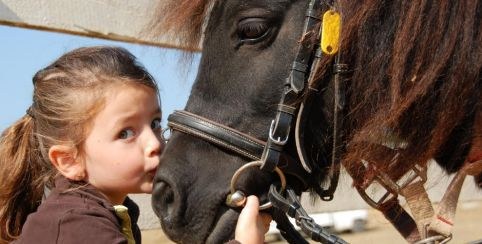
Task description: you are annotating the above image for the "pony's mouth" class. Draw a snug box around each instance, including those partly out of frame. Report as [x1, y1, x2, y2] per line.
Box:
[205, 205, 238, 244]
[202, 191, 239, 243]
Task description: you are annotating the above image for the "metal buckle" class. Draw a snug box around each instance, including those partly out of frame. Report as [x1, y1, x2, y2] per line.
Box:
[269, 120, 289, 146]
[414, 234, 452, 244]
[161, 127, 171, 143]
[226, 161, 286, 210]
[417, 221, 453, 244]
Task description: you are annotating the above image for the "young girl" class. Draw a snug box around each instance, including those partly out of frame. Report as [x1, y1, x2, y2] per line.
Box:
[0, 46, 269, 244]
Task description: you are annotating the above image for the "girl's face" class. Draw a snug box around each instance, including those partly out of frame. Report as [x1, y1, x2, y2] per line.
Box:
[83, 84, 164, 204]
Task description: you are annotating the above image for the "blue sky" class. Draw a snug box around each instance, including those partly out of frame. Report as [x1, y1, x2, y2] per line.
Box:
[0, 25, 199, 132]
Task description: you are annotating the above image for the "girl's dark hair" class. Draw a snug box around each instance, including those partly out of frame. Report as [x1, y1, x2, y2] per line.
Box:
[0, 46, 158, 242]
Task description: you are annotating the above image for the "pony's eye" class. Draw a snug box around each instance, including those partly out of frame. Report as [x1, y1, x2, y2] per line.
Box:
[151, 118, 162, 131]
[237, 18, 270, 42]
[119, 129, 135, 139]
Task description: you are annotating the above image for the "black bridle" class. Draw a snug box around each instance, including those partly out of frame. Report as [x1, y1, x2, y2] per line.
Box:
[164, 0, 348, 243]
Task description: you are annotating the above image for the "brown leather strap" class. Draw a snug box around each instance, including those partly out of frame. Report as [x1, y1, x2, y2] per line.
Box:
[344, 162, 422, 242]
[344, 107, 482, 243]
[380, 199, 421, 242]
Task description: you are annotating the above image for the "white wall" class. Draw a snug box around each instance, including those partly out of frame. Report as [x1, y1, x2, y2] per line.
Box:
[0, 0, 190, 50]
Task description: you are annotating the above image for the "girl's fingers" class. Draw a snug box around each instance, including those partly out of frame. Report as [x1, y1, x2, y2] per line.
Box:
[244, 195, 260, 213]
[260, 212, 272, 233]
[244, 196, 272, 233]
[235, 196, 265, 243]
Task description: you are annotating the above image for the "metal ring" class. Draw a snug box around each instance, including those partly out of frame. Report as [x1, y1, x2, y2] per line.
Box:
[230, 161, 286, 210]
[414, 234, 452, 244]
[161, 127, 171, 142]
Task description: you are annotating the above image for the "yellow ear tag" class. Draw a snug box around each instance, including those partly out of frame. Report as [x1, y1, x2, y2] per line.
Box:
[321, 10, 341, 55]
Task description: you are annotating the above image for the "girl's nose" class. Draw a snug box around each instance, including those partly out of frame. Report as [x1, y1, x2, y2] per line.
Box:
[145, 129, 164, 158]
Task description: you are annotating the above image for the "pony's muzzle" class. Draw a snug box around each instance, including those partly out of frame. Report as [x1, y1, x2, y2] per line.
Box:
[152, 180, 176, 227]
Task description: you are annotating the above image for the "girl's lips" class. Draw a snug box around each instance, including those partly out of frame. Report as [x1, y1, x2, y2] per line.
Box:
[147, 168, 158, 178]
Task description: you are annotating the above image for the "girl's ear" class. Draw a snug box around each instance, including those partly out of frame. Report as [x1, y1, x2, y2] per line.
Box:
[49, 145, 85, 181]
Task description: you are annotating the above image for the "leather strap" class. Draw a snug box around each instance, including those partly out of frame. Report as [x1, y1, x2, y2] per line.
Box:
[168, 110, 265, 160]
[271, 208, 309, 244]
[168, 110, 313, 189]
[379, 199, 421, 242]
[347, 163, 421, 242]
[268, 185, 348, 244]
[260, 0, 323, 173]
[347, 153, 482, 243]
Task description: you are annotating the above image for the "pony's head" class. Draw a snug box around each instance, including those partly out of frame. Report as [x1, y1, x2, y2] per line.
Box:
[150, 0, 481, 243]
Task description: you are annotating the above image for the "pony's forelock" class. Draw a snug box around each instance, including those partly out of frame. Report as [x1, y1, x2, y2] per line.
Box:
[150, 0, 216, 51]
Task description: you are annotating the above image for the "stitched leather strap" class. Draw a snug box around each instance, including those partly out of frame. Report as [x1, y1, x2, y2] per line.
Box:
[168, 110, 313, 190]
[168, 110, 265, 160]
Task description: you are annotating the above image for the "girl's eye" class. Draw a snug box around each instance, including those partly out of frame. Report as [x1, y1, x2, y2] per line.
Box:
[118, 129, 135, 139]
[151, 118, 162, 131]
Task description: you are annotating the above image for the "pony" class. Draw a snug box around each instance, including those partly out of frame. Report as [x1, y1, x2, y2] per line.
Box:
[150, 0, 481, 243]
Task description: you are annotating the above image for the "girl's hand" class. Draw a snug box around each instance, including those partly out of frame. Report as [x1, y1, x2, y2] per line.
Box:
[234, 195, 272, 244]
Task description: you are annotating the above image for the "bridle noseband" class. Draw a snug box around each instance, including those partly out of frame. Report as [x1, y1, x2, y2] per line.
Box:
[166, 110, 265, 161]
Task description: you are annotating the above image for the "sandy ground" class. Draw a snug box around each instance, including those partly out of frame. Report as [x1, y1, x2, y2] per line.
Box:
[141, 200, 482, 243]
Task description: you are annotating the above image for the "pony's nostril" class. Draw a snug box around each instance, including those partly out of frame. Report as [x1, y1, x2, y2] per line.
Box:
[164, 187, 175, 215]
[152, 180, 176, 223]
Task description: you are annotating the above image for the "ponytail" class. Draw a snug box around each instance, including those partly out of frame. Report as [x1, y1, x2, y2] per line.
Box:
[0, 114, 52, 242]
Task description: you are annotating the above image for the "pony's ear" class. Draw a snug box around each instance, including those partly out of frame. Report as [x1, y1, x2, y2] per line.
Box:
[48, 145, 85, 181]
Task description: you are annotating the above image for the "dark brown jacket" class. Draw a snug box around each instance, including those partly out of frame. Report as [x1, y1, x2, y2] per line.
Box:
[13, 176, 141, 244]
